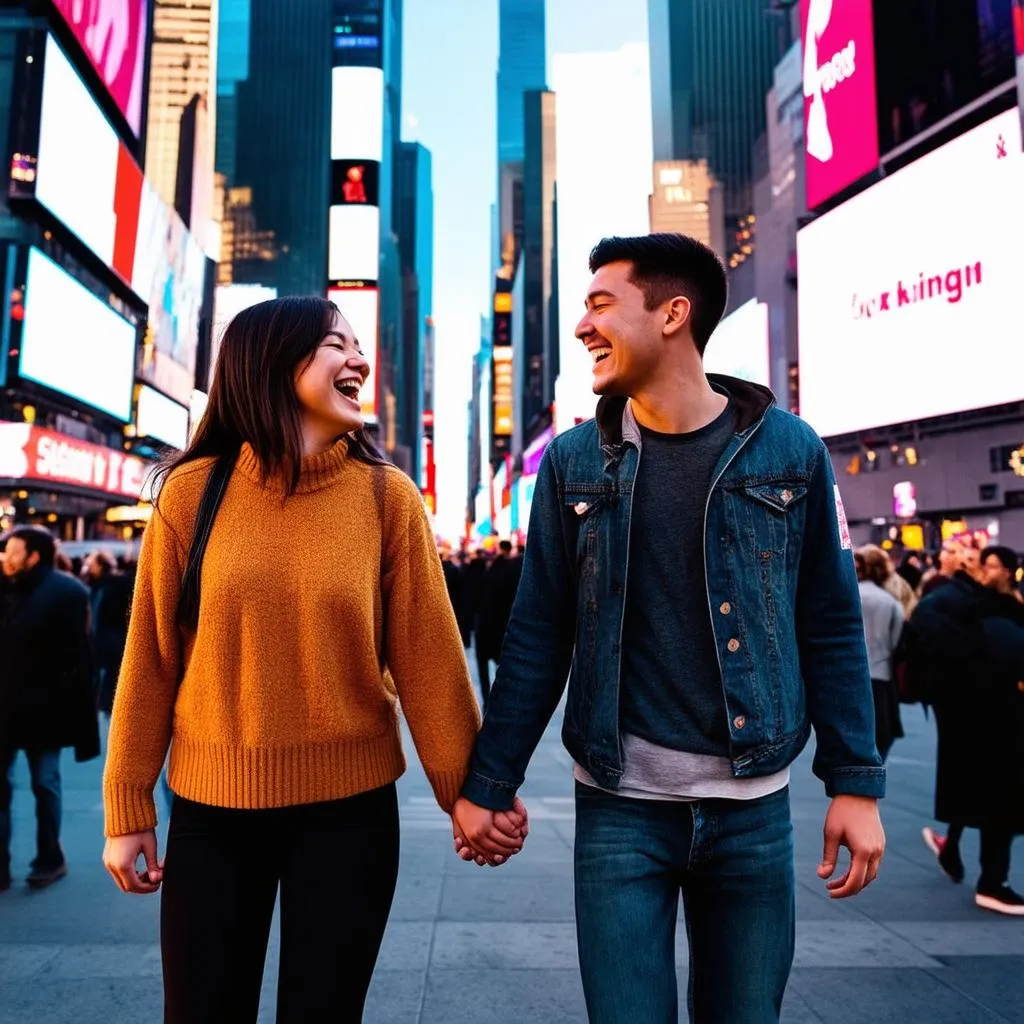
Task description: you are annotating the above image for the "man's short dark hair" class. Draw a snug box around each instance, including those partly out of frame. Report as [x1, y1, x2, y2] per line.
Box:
[588, 233, 728, 354]
[499, 540, 513, 555]
[981, 545, 1019, 574]
[7, 525, 56, 567]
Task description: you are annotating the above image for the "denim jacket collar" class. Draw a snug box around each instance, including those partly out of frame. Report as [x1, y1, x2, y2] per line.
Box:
[595, 374, 777, 464]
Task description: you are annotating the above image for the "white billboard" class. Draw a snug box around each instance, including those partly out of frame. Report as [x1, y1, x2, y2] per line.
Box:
[20, 248, 137, 422]
[328, 204, 380, 281]
[327, 287, 379, 425]
[704, 299, 771, 386]
[797, 109, 1024, 437]
[330, 67, 384, 161]
[136, 385, 189, 450]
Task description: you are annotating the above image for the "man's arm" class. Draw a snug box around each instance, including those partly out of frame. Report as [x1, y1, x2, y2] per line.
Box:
[796, 440, 885, 798]
[460, 446, 578, 812]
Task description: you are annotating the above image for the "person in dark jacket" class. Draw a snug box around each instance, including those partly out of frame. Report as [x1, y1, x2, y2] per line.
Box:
[475, 542, 523, 709]
[0, 526, 98, 891]
[82, 549, 134, 716]
[462, 549, 493, 705]
[907, 550, 1024, 915]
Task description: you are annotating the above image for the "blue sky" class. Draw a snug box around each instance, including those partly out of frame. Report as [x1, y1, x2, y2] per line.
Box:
[401, 0, 649, 537]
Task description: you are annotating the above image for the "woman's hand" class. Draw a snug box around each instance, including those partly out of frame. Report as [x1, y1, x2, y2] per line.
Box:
[103, 829, 164, 894]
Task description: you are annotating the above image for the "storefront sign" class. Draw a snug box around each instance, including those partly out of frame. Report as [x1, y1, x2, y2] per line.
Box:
[0, 422, 148, 499]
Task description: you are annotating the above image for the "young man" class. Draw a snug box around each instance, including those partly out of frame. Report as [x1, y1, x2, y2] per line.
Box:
[452, 234, 885, 1021]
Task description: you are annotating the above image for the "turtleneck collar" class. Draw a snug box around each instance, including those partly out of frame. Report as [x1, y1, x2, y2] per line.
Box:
[235, 438, 351, 495]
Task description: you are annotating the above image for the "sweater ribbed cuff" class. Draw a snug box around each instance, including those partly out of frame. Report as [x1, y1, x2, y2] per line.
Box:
[104, 784, 158, 838]
[426, 768, 469, 815]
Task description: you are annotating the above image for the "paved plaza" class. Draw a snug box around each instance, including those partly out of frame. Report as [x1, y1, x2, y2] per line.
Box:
[2, 684, 1023, 1023]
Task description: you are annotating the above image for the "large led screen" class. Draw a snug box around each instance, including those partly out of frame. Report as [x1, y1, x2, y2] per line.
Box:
[328, 204, 380, 282]
[31, 34, 204, 406]
[330, 67, 384, 161]
[35, 34, 123, 269]
[136, 385, 189, 450]
[51, 0, 148, 137]
[328, 287, 379, 424]
[801, 0, 879, 209]
[20, 248, 137, 422]
[797, 109, 1024, 438]
[704, 299, 771, 387]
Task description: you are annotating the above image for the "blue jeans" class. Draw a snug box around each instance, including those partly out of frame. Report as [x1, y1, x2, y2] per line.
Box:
[574, 783, 795, 1023]
[0, 748, 64, 875]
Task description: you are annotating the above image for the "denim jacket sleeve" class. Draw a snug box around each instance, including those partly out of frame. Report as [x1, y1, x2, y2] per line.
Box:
[461, 447, 577, 811]
[796, 441, 886, 799]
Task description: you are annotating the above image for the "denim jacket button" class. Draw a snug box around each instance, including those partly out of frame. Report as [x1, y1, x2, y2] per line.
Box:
[719, 601, 732, 615]
[727, 638, 741, 653]
[733, 715, 747, 730]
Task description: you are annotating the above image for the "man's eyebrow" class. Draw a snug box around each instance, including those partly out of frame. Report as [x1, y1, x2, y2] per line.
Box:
[585, 289, 616, 308]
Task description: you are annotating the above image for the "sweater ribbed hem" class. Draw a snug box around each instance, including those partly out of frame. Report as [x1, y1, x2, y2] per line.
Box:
[104, 731, 411, 837]
[104, 783, 159, 838]
[426, 768, 471, 815]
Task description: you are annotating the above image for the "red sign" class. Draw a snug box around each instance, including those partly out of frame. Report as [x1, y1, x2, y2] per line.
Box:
[802, 0, 879, 209]
[51, 0, 149, 136]
[0, 422, 148, 499]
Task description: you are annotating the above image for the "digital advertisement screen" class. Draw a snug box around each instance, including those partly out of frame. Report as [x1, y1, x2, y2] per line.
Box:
[330, 67, 384, 161]
[797, 109, 1024, 438]
[328, 204, 380, 282]
[331, 160, 380, 206]
[327, 286, 379, 424]
[20, 248, 137, 422]
[801, 0, 879, 209]
[51, 0, 148, 136]
[704, 299, 771, 387]
[132, 180, 207, 405]
[874, 0, 1016, 157]
[136, 384, 189, 450]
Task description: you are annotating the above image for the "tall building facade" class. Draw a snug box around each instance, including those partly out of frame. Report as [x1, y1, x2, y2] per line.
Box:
[215, 0, 249, 184]
[520, 89, 558, 447]
[648, 0, 786, 233]
[395, 141, 433, 482]
[234, 0, 331, 296]
[497, 0, 546, 167]
[145, 0, 218, 221]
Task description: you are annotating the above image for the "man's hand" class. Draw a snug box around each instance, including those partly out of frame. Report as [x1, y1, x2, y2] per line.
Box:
[817, 795, 885, 898]
[103, 830, 164, 894]
[452, 796, 529, 867]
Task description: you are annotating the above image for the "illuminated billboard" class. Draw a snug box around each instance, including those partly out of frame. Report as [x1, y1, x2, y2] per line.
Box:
[136, 384, 189, 450]
[328, 204, 380, 282]
[797, 109, 1024, 437]
[704, 299, 770, 387]
[331, 160, 380, 206]
[51, 0, 149, 137]
[16, 34, 205, 406]
[20, 248, 138, 422]
[492, 345, 514, 453]
[330, 67, 384, 161]
[328, 286, 379, 424]
[801, 0, 879, 209]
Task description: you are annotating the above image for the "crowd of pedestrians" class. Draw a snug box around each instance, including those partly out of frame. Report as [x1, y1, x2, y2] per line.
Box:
[0, 234, 1022, 1023]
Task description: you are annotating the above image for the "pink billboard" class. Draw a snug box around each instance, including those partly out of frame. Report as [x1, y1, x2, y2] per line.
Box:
[801, 0, 879, 210]
[51, 0, 148, 137]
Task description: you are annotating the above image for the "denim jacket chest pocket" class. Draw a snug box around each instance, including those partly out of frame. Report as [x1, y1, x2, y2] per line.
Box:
[562, 484, 614, 587]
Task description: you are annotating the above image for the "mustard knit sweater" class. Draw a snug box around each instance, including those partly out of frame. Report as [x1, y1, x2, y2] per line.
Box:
[103, 441, 481, 837]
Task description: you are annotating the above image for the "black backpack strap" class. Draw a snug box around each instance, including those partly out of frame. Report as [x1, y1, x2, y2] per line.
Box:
[372, 465, 388, 669]
[177, 452, 236, 630]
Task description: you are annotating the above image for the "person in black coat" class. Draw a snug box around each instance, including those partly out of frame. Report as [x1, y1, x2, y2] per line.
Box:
[476, 542, 523, 709]
[904, 550, 1024, 915]
[82, 550, 134, 716]
[0, 526, 98, 891]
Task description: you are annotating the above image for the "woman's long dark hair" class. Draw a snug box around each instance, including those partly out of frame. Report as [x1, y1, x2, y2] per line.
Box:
[155, 296, 388, 497]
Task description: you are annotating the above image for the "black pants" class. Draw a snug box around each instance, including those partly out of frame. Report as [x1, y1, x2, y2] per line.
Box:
[474, 642, 492, 708]
[161, 785, 400, 1024]
[946, 823, 1014, 891]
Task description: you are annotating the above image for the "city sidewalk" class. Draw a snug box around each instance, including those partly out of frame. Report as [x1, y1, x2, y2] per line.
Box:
[1, 688, 1022, 1022]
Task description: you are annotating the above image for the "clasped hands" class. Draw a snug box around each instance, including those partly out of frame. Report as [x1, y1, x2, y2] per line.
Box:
[451, 796, 529, 866]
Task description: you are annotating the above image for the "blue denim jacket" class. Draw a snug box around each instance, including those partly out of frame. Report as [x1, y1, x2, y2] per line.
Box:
[462, 375, 885, 810]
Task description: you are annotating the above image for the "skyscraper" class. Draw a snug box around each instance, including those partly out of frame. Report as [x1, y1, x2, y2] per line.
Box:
[497, 0, 547, 168]
[145, 0, 218, 214]
[215, 0, 250, 184]
[648, 0, 785, 225]
[234, 0, 331, 296]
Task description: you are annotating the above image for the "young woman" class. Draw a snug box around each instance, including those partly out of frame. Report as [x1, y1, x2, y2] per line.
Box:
[102, 297, 504, 1022]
